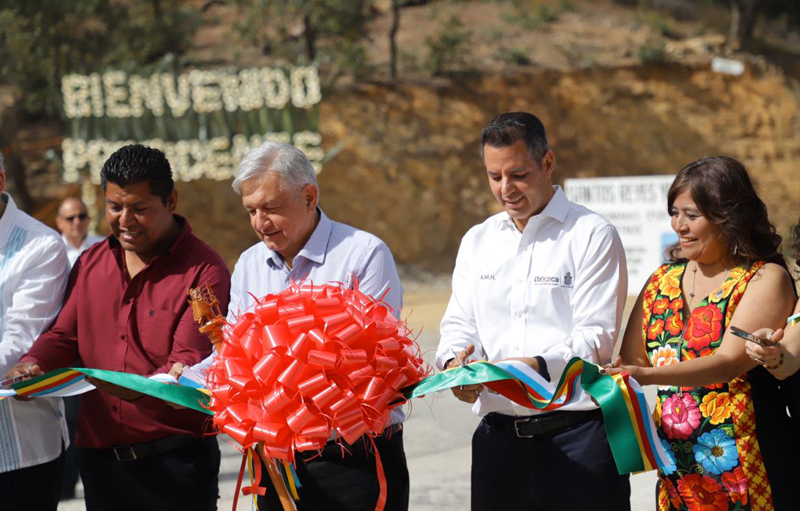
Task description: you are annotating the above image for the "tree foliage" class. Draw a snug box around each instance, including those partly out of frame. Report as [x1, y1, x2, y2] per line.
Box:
[0, 0, 201, 118]
[232, 0, 370, 63]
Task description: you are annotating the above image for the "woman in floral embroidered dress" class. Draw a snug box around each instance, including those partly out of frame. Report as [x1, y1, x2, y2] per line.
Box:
[610, 157, 800, 511]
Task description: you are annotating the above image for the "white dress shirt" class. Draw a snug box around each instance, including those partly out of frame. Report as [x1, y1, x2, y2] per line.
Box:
[226, 209, 402, 320]
[192, 209, 405, 423]
[436, 186, 627, 417]
[62, 233, 104, 267]
[0, 193, 70, 472]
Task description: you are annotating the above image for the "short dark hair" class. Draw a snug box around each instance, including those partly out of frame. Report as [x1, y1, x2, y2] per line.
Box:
[480, 112, 550, 162]
[666, 156, 785, 269]
[100, 145, 174, 204]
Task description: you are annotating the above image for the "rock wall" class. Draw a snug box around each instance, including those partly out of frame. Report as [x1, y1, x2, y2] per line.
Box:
[177, 62, 800, 272]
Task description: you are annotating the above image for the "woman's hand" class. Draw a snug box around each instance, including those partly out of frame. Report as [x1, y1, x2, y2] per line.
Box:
[603, 356, 645, 382]
[745, 328, 784, 368]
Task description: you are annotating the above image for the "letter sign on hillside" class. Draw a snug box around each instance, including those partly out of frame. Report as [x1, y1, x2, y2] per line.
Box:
[59, 66, 323, 184]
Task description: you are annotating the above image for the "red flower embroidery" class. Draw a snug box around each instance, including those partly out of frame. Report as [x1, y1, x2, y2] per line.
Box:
[670, 298, 684, 317]
[653, 298, 670, 315]
[648, 319, 665, 341]
[664, 477, 683, 509]
[721, 467, 748, 505]
[677, 474, 730, 511]
[666, 314, 683, 336]
[685, 304, 723, 351]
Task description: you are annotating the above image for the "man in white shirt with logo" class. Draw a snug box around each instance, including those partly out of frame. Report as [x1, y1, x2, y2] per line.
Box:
[0, 151, 70, 509]
[175, 141, 408, 511]
[56, 197, 104, 268]
[436, 112, 630, 510]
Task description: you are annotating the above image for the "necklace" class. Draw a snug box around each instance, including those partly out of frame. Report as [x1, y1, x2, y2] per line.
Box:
[687, 262, 731, 308]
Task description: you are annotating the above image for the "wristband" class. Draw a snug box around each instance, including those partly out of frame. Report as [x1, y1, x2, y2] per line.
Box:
[765, 351, 785, 371]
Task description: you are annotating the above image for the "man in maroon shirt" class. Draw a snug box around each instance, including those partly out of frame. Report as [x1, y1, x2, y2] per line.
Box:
[9, 145, 230, 511]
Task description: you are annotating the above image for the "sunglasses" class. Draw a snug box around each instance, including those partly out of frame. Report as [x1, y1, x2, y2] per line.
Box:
[63, 213, 89, 222]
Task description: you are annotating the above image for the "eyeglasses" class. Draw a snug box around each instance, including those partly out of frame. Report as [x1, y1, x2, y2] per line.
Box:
[63, 213, 89, 222]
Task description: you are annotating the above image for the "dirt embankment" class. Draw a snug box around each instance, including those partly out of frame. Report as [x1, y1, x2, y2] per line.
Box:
[175, 61, 800, 272]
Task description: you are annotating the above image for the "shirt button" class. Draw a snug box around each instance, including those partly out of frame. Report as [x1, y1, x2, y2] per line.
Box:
[516, 312, 523, 319]
[120, 334, 126, 340]
[111, 405, 118, 412]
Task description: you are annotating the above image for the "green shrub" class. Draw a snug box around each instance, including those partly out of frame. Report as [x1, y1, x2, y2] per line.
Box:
[638, 39, 667, 61]
[424, 15, 470, 75]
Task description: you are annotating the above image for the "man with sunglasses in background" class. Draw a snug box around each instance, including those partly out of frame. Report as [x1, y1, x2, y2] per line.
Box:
[56, 197, 104, 268]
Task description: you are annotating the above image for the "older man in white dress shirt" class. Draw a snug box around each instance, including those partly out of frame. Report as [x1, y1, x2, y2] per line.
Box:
[0, 151, 71, 509]
[435, 112, 630, 510]
[178, 142, 408, 511]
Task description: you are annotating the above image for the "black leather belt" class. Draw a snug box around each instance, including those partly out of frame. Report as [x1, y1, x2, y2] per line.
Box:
[102, 435, 203, 462]
[483, 409, 602, 438]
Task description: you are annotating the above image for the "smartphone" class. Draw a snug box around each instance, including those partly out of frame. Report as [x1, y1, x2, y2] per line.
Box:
[730, 325, 776, 347]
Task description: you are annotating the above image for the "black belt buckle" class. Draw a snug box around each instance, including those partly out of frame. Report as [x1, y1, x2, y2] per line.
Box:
[113, 445, 138, 461]
[513, 417, 540, 438]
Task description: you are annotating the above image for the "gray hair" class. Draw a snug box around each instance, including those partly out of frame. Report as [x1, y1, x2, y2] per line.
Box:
[232, 142, 318, 198]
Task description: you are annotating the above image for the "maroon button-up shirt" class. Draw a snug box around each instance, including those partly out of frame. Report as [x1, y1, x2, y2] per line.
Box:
[23, 216, 230, 449]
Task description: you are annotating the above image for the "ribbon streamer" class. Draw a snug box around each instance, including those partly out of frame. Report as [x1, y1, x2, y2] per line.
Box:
[4, 367, 211, 414]
[787, 313, 800, 327]
[207, 281, 430, 510]
[407, 357, 670, 474]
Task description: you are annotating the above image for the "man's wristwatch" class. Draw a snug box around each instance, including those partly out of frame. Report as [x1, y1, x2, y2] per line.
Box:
[534, 356, 550, 382]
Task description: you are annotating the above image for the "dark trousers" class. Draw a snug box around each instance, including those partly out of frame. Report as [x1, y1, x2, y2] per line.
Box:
[0, 448, 65, 510]
[61, 395, 81, 499]
[257, 429, 409, 511]
[79, 436, 220, 511]
[472, 412, 630, 511]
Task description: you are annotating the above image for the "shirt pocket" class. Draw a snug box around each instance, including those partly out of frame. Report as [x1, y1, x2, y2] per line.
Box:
[136, 307, 180, 357]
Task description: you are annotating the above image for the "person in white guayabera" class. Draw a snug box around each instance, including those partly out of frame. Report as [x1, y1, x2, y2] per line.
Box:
[0, 150, 71, 510]
[436, 112, 630, 511]
[173, 142, 409, 511]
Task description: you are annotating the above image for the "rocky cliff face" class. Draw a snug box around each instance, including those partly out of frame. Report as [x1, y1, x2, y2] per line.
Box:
[12, 61, 800, 273]
[176, 61, 800, 272]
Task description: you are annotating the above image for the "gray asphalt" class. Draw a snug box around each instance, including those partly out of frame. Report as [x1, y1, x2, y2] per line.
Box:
[59, 329, 658, 510]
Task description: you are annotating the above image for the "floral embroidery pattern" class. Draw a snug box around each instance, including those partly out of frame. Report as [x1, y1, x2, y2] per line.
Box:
[693, 429, 739, 474]
[645, 262, 769, 511]
[721, 467, 749, 506]
[699, 392, 733, 425]
[662, 394, 701, 440]
[677, 474, 730, 511]
[685, 304, 723, 351]
[651, 345, 679, 368]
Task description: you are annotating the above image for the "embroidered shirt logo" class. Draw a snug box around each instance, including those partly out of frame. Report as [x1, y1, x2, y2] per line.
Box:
[479, 274, 496, 281]
[533, 275, 560, 285]
[563, 272, 573, 286]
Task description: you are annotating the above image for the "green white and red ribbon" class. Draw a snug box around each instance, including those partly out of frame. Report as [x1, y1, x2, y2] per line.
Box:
[0, 367, 210, 413]
[787, 313, 800, 327]
[407, 357, 671, 474]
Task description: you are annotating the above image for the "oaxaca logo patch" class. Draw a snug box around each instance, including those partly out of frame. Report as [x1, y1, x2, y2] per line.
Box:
[533, 275, 560, 286]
